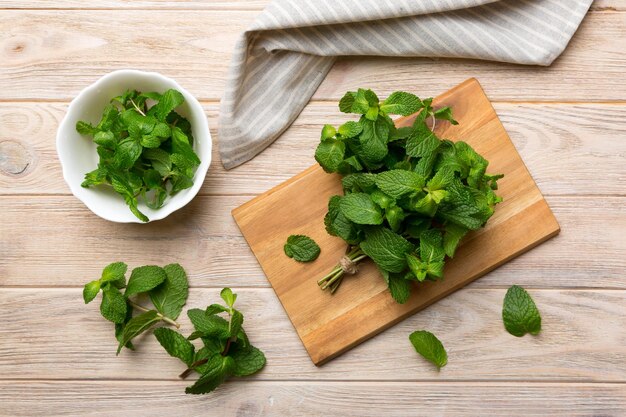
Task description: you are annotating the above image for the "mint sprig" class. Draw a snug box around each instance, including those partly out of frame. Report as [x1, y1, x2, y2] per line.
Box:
[83, 265, 265, 395]
[83, 262, 188, 353]
[315, 89, 503, 302]
[76, 89, 201, 222]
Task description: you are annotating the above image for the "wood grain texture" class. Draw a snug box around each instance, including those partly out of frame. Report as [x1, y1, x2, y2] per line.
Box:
[1, 288, 624, 381]
[1, 195, 623, 288]
[1, 380, 625, 417]
[0, 11, 624, 101]
[0, 0, 623, 10]
[2, 101, 626, 196]
[233, 79, 560, 365]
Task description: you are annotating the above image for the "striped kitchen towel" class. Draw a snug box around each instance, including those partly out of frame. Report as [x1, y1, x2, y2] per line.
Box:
[219, 0, 593, 169]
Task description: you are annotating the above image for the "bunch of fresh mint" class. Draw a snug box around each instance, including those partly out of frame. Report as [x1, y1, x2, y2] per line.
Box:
[315, 89, 503, 301]
[83, 263, 265, 394]
[76, 89, 201, 222]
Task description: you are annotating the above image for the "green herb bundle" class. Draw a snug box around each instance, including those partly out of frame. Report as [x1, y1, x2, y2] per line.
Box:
[84, 263, 265, 395]
[315, 89, 503, 302]
[76, 89, 201, 222]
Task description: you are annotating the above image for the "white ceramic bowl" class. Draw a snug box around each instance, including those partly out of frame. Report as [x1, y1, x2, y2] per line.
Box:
[56, 70, 211, 223]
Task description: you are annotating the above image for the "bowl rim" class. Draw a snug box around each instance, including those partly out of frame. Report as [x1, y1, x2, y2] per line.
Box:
[56, 69, 212, 223]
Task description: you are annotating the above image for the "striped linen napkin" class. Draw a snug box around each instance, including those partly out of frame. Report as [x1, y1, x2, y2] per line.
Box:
[218, 0, 593, 169]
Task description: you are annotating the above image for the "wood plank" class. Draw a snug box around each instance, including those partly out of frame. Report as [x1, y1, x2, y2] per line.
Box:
[0, 288, 624, 381]
[2, 102, 625, 196]
[0, 380, 625, 417]
[0, 0, 268, 9]
[1, 196, 623, 288]
[0, 0, 623, 11]
[0, 11, 624, 101]
[233, 79, 560, 365]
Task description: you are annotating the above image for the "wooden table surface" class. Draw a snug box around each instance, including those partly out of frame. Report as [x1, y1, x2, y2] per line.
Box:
[0, 1, 625, 416]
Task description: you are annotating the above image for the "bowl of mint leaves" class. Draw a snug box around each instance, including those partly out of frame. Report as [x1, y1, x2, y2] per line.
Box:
[56, 69, 211, 223]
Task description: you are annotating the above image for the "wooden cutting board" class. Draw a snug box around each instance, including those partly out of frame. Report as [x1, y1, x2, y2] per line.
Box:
[232, 78, 560, 366]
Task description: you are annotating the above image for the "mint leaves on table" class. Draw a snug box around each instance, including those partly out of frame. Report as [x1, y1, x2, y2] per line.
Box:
[284, 235, 321, 262]
[76, 89, 201, 222]
[157, 288, 266, 394]
[83, 262, 188, 353]
[409, 330, 448, 370]
[315, 88, 503, 302]
[83, 264, 265, 395]
[502, 285, 542, 337]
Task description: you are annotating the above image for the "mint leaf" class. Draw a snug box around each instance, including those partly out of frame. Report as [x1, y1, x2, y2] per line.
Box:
[152, 89, 185, 121]
[434, 106, 458, 125]
[388, 272, 412, 304]
[76, 121, 98, 136]
[185, 354, 234, 395]
[229, 310, 244, 339]
[205, 304, 229, 315]
[125, 265, 167, 297]
[320, 124, 336, 140]
[83, 280, 101, 304]
[338, 121, 362, 138]
[380, 91, 422, 115]
[443, 223, 468, 258]
[220, 288, 237, 308]
[324, 196, 362, 245]
[502, 285, 542, 337]
[405, 123, 440, 158]
[409, 330, 447, 369]
[375, 170, 425, 198]
[116, 310, 161, 354]
[359, 117, 388, 162]
[154, 327, 195, 366]
[113, 137, 142, 170]
[230, 345, 266, 376]
[315, 138, 345, 173]
[338, 91, 356, 113]
[101, 262, 128, 284]
[360, 227, 412, 273]
[340, 193, 383, 225]
[149, 263, 189, 321]
[284, 235, 321, 262]
[188, 309, 230, 339]
[100, 287, 127, 324]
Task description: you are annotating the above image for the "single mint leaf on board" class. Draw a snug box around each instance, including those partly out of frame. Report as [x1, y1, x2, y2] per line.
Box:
[375, 170, 425, 199]
[185, 354, 235, 395]
[339, 193, 383, 225]
[116, 310, 161, 354]
[149, 263, 189, 321]
[220, 288, 237, 308]
[83, 280, 101, 304]
[154, 327, 195, 366]
[284, 235, 321, 262]
[230, 345, 266, 376]
[360, 227, 412, 273]
[100, 286, 127, 324]
[380, 91, 423, 116]
[502, 285, 542, 337]
[125, 265, 167, 297]
[409, 330, 448, 369]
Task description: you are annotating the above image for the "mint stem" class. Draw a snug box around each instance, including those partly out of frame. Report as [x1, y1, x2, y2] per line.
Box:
[318, 247, 367, 293]
[129, 98, 146, 116]
[128, 300, 180, 328]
